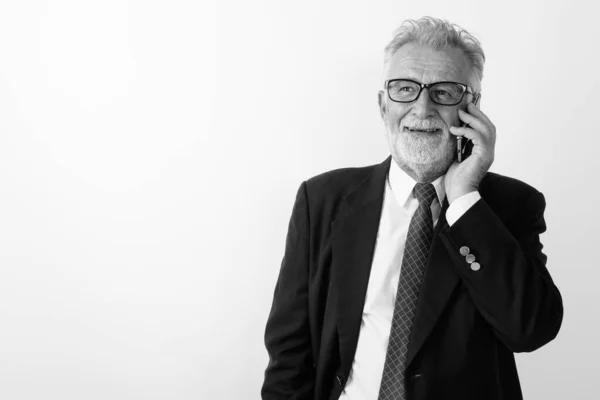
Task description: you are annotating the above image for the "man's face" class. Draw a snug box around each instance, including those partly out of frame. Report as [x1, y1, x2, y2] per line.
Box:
[378, 43, 475, 182]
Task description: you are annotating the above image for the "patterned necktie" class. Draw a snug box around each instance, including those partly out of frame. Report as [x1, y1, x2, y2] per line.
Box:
[378, 182, 437, 400]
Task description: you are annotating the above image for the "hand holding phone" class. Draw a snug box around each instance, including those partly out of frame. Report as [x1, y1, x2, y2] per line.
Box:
[456, 94, 481, 163]
[446, 94, 496, 204]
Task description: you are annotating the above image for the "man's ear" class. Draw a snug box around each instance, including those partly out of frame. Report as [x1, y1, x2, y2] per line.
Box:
[378, 90, 387, 120]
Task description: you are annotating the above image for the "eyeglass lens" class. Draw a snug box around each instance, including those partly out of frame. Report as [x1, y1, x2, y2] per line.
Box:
[387, 80, 466, 105]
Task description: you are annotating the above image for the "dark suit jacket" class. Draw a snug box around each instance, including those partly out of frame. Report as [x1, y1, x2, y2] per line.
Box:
[261, 156, 563, 400]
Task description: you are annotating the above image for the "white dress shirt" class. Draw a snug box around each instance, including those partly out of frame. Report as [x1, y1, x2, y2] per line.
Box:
[338, 160, 480, 400]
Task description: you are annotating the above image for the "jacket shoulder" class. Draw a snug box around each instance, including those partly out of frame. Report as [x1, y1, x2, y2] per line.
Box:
[482, 171, 542, 198]
[481, 171, 545, 219]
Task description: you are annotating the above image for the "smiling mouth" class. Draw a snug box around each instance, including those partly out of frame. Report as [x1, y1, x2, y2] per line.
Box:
[403, 127, 441, 133]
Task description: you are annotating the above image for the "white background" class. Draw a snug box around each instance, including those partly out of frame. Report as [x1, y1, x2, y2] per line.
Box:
[0, 0, 597, 399]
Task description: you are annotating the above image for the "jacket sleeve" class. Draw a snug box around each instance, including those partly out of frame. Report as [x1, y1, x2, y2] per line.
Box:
[261, 181, 315, 399]
[440, 189, 563, 352]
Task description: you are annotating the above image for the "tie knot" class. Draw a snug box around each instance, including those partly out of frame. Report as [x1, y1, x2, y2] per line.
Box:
[414, 182, 436, 207]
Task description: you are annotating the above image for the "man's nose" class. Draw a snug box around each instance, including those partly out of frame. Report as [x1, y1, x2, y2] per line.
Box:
[411, 88, 436, 118]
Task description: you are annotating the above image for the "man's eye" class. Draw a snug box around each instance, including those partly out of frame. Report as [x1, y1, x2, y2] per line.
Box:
[434, 90, 450, 97]
[398, 86, 415, 92]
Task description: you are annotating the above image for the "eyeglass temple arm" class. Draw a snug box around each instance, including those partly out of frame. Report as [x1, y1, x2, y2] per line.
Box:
[469, 92, 481, 106]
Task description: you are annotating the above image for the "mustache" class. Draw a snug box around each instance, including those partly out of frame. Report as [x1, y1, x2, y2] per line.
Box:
[400, 116, 447, 131]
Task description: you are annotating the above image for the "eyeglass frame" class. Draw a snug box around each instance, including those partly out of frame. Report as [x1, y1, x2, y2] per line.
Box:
[383, 78, 480, 106]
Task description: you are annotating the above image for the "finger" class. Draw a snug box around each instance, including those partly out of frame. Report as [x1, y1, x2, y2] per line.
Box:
[457, 109, 495, 144]
[467, 102, 495, 130]
[449, 126, 484, 144]
[457, 109, 487, 133]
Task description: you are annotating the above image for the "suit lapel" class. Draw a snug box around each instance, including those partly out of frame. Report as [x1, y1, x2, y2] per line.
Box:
[405, 197, 460, 367]
[332, 157, 463, 376]
[332, 156, 390, 378]
[406, 174, 494, 366]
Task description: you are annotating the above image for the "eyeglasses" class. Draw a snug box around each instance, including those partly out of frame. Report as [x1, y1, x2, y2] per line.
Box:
[384, 78, 477, 106]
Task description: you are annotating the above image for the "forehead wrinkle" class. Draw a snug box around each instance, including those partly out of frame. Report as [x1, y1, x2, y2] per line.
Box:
[396, 58, 463, 73]
[382, 44, 475, 88]
[387, 58, 466, 83]
[396, 56, 460, 65]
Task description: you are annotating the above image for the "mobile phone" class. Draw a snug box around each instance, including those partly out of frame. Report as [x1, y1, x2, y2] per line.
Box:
[456, 94, 481, 163]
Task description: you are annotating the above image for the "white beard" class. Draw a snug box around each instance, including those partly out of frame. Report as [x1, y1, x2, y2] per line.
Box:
[396, 129, 447, 164]
[386, 116, 456, 181]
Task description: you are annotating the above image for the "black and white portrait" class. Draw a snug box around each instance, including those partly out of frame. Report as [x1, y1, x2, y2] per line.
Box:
[0, 1, 596, 399]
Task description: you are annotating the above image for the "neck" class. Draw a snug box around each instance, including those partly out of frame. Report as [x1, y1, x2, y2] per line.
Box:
[394, 159, 445, 183]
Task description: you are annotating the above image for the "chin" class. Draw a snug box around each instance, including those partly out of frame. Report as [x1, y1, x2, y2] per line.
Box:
[391, 135, 455, 181]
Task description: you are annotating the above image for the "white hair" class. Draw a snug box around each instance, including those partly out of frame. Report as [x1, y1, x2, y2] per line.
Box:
[384, 17, 485, 92]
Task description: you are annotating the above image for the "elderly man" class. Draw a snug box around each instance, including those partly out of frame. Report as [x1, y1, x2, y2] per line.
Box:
[261, 17, 563, 400]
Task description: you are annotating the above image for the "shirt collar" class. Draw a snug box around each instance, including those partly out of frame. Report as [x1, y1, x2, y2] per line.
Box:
[388, 159, 446, 208]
